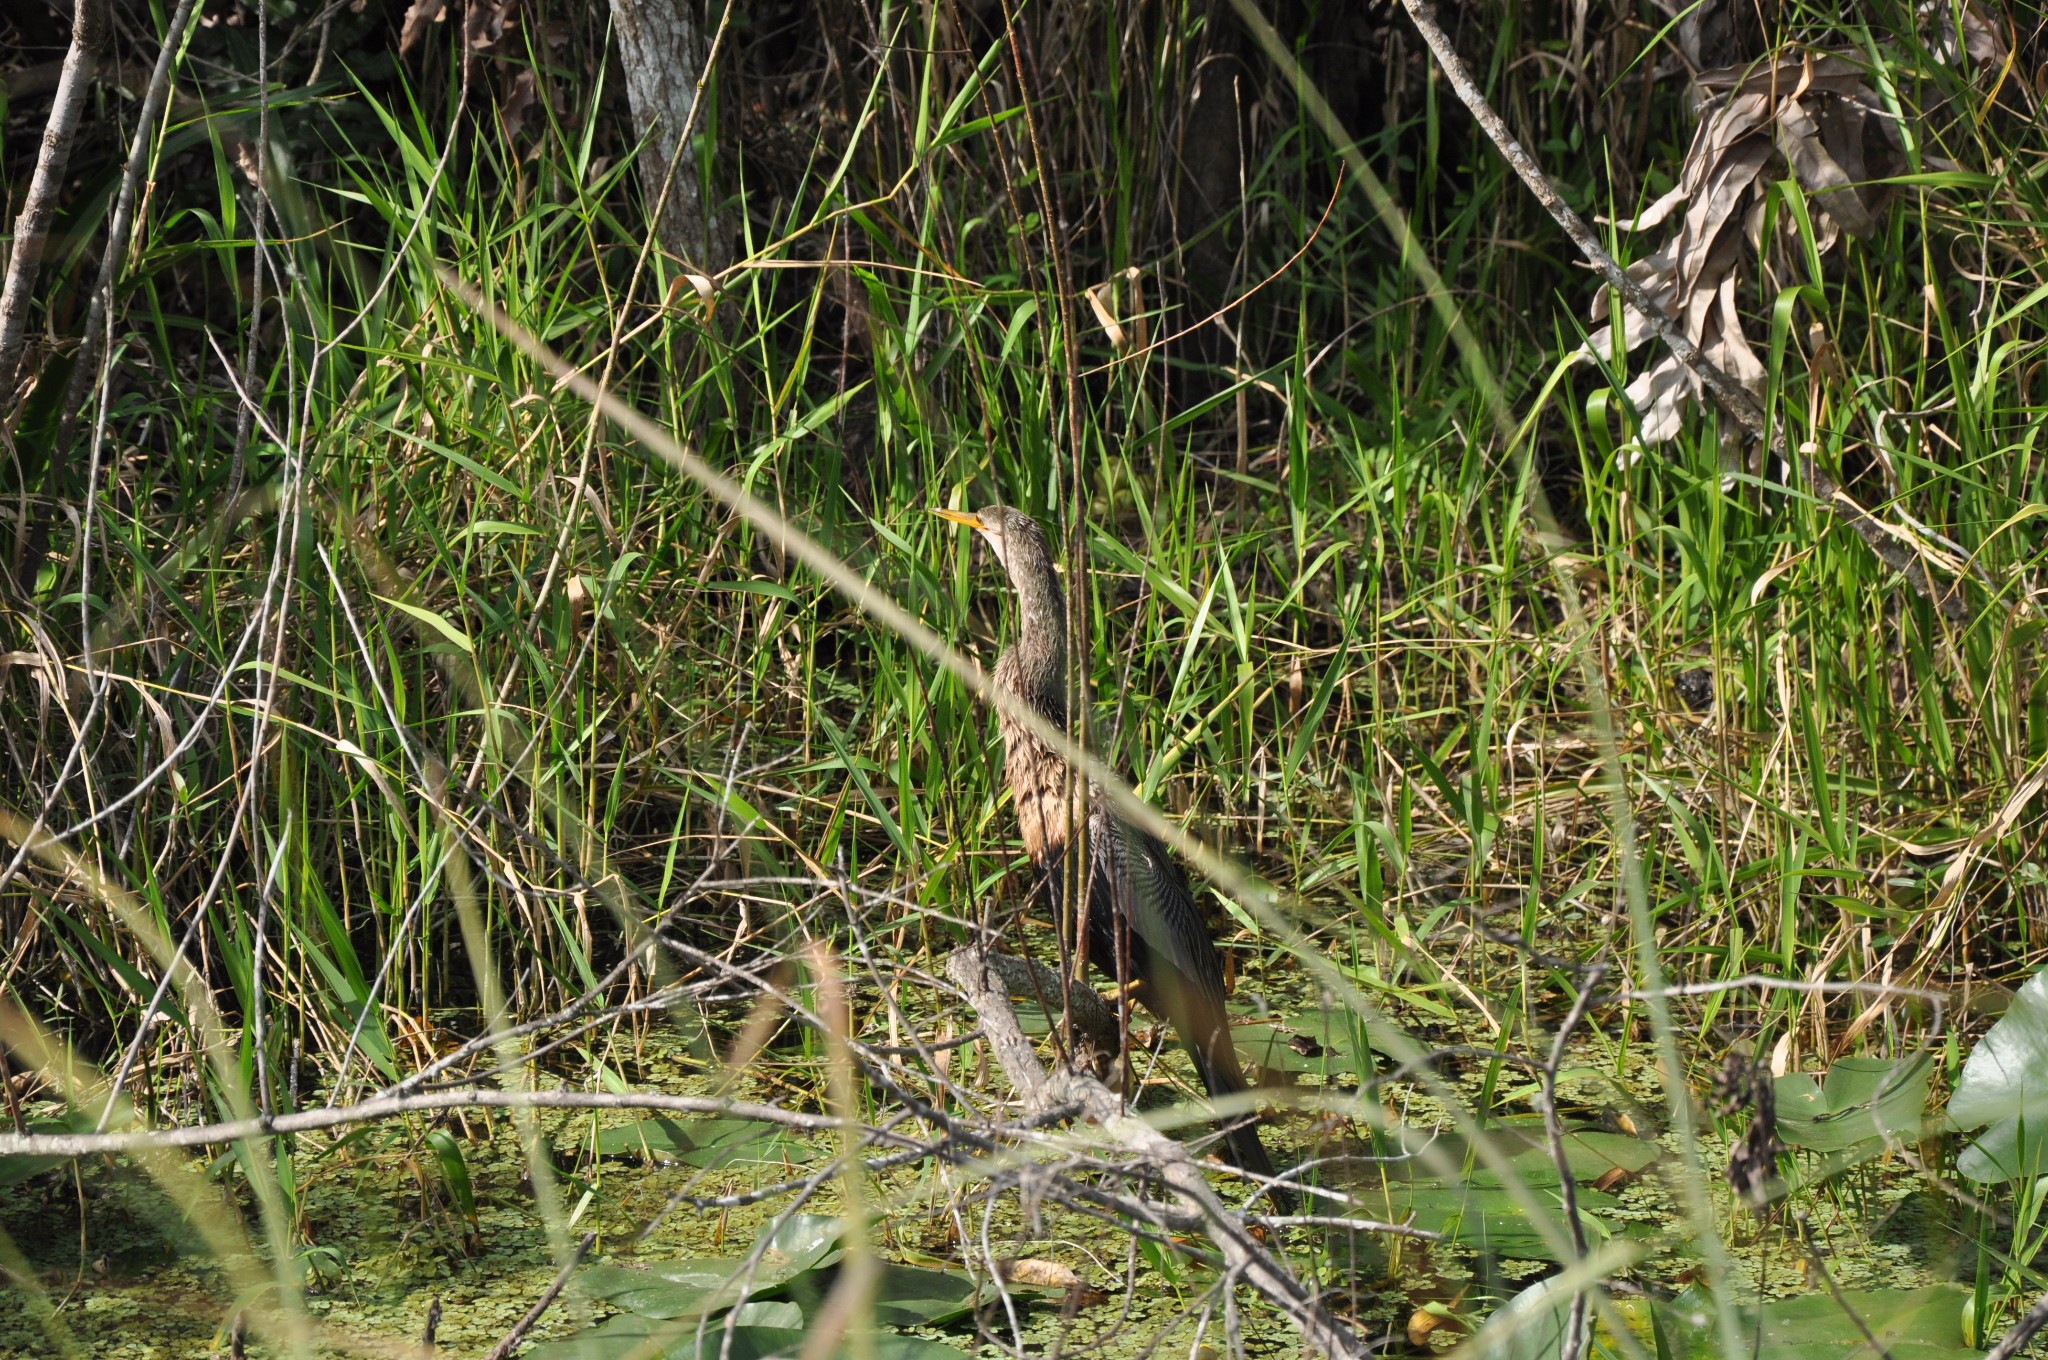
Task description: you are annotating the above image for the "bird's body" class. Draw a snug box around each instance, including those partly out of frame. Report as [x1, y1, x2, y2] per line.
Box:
[937, 505, 1277, 1185]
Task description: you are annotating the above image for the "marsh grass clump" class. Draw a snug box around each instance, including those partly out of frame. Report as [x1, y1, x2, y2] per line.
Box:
[1, 0, 2046, 1355]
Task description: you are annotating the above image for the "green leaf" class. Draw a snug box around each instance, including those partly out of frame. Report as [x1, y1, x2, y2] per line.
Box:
[1491, 1130, 1664, 1187]
[528, 1322, 961, 1360]
[373, 594, 475, 654]
[523, 1318, 806, 1360]
[759, 1213, 844, 1275]
[1482, 1283, 1982, 1360]
[363, 415, 525, 497]
[424, 1129, 477, 1223]
[1380, 1181, 1627, 1261]
[0, 1112, 93, 1188]
[574, 1254, 814, 1319]
[1468, 1274, 1577, 1360]
[815, 712, 915, 867]
[866, 1266, 983, 1328]
[1952, 967, 2048, 1130]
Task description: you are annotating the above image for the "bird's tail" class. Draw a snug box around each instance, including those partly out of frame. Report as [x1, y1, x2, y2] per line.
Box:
[1182, 1003, 1286, 1201]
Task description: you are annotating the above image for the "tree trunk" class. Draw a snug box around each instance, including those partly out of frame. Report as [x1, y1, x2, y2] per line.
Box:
[607, 0, 721, 271]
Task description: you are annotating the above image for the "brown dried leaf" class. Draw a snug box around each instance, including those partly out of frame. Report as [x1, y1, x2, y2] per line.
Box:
[1672, 136, 1772, 299]
[1598, 181, 1689, 233]
[1705, 272, 1767, 400]
[499, 68, 538, 141]
[1776, 97, 1878, 238]
[1584, 45, 1923, 455]
[1817, 97, 1875, 189]
[466, 0, 515, 54]
[233, 139, 264, 191]
[1625, 357, 1692, 446]
[1592, 1164, 1635, 1192]
[398, 0, 448, 58]
[1923, 0, 2007, 67]
[1584, 247, 1678, 356]
[997, 1258, 1108, 1308]
[1083, 281, 1126, 350]
[1696, 52, 1875, 101]
[1407, 1304, 1462, 1346]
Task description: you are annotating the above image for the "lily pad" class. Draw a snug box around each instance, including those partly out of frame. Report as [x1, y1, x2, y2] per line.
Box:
[1485, 1128, 1663, 1187]
[572, 1260, 791, 1320]
[1233, 1008, 1407, 1079]
[592, 1116, 818, 1169]
[525, 1317, 962, 1360]
[1774, 1053, 1933, 1154]
[1651, 1283, 1980, 1359]
[868, 1266, 986, 1328]
[1475, 1281, 1981, 1360]
[1955, 1115, 2048, 1183]
[1356, 1179, 1627, 1262]
[572, 1224, 843, 1321]
[575, 1260, 760, 1301]
[1951, 969, 2048, 1182]
[760, 1213, 845, 1275]
[524, 1315, 805, 1360]
[1375, 1121, 1661, 1188]
[774, 1258, 983, 1328]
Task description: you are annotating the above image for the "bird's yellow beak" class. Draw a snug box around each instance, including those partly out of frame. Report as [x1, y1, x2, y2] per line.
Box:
[930, 507, 981, 528]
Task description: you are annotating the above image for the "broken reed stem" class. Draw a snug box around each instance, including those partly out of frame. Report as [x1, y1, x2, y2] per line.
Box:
[1394, 0, 1970, 622]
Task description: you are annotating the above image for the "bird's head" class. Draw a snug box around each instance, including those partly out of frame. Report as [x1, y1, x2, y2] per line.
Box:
[932, 503, 1065, 676]
[931, 504, 1047, 572]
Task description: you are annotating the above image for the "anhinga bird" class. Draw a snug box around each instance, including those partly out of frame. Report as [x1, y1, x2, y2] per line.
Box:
[934, 504, 1278, 1184]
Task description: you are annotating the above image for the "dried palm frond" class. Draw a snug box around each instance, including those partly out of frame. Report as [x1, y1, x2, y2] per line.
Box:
[1587, 50, 1928, 459]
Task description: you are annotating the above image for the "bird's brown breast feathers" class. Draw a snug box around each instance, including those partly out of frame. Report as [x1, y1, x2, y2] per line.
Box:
[997, 713, 1084, 864]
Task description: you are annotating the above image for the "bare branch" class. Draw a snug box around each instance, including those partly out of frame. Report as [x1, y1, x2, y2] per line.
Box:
[1989, 1287, 2048, 1360]
[0, 0, 108, 394]
[0, 1088, 857, 1158]
[946, 946, 1369, 1360]
[483, 1233, 595, 1360]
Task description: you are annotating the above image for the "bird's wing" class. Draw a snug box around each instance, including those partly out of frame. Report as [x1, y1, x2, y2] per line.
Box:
[1088, 800, 1228, 1012]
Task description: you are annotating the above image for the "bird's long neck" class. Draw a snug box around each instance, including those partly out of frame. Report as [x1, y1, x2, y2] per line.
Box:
[1001, 533, 1068, 722]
